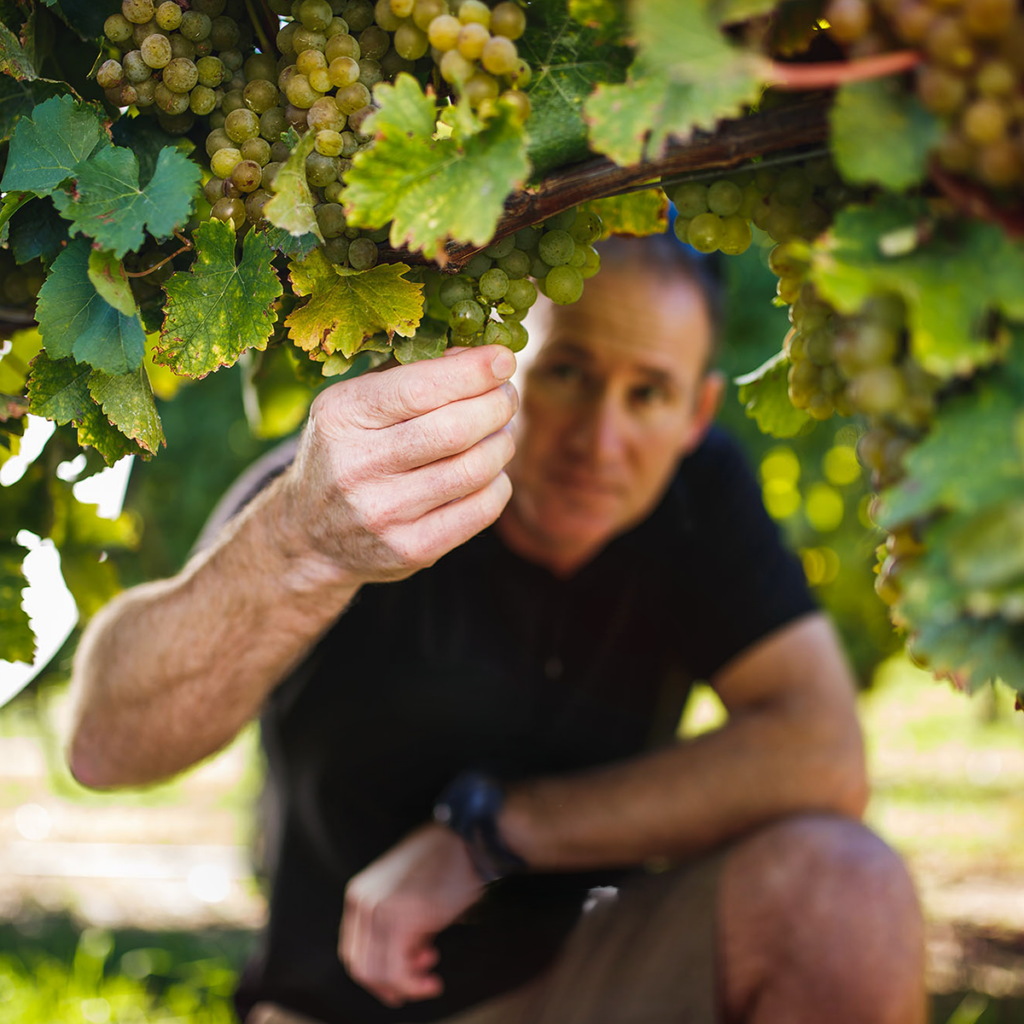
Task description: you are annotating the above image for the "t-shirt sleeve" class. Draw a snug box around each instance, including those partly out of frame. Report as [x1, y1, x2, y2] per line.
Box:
[669, 427, 818, 681]
[189, 435, 300, 558]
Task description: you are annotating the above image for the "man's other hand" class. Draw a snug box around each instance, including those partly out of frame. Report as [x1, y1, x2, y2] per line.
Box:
[339, 823, 484, 1008]
[280, 345, 518, 586]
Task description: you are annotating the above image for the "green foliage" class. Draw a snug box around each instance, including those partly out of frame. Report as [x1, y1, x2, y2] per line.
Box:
[343, 75, 529, 260]
[0, 75, 67, 142]
[54, 146, 201, 258]
[87, 367, 164, 456]
[35, 238, 147, 375]
[810, 197, 1024, 378]
[0, 94, 106, 197]
[264, 128, 323, 242]
[830, 80, 942, 193]
[585, 0, 762, 165]
[735, 351, 813, 438]
[286, 250, 423, 359]
[159, 222, 283, 379]
[87, 250, 136, 317]
[584, 189, 668, 238]
[0, 540, 33, 662]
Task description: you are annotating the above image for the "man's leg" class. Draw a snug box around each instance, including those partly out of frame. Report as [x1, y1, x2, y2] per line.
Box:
[718, 814, 927, 1024]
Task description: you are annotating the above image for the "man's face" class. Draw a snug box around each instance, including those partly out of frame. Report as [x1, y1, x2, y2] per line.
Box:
[501, 266, 721, 573]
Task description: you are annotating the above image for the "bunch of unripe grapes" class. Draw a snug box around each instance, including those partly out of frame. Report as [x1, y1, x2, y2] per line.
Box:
[98, 0, 251, 135]
[665, 156, 853, 268]
[434, 205, 603, 350]
[419, 0, 530, 119]
[824, 0, 1024, 191]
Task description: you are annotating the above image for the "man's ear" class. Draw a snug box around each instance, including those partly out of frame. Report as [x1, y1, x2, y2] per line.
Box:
[681, 371, 726, 455]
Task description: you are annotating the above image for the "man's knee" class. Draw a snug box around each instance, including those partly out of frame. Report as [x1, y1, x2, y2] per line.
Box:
[718, 815, 926, 1024]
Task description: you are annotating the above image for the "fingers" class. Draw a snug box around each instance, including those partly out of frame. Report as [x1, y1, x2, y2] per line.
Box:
[380, 381, 518, 473]
[350, 346, 516, 429]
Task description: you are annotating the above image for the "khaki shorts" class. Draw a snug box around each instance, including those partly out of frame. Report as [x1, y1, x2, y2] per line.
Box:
[246, 851, 723, 1024]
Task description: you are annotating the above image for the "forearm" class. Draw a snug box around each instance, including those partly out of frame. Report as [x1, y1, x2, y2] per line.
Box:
[500, 692, 867, 871]
[67, 473, 360, 788]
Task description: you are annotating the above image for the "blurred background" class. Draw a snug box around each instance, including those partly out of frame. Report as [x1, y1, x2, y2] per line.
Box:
[1, 239, 1021, 1023]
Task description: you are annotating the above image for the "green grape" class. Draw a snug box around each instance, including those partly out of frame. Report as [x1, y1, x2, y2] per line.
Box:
[301, 0, 334, 29]
[359, 24, 389, 58]
[336, 81, 371, 113]
[297, 47, 328, 75]
[483, 235, 515, 259]
[737, 183, 761, 219]
[776, 275, 801, 304]
[190, 84, 218, 114]
[343, 0, 374, 31]
[324, 181, 345, 203]
[479, 267, 509, 300]
[349, 236, 378, 269]
[439, 276, 475, 307]
[544, 209, 576, 232]
[848, 366, 906, 416]
[975, 59, 1016, 97]
[245, 52, 278, 82]
[122, 0, 155, 23]
[225, 107, 260, 142]
[765, 203, 800, 243]
[315, 128, 344, 156]
[96, 60, 124, 89]
[545, 265, 584, 305]
[294, 26, 328, 51]
[459, 0, 490, 25]
[926, 15, 974, 69]
[374, 0, 403, 30]
[327, 55, 359, 87]
[667, 181, 707, 218]
[306, 150, 340, 186]
[706, 180, 742, 217]
[380, 48, 416, 78]
[506, 321, 528, 352]
[211, 195, 246, 229]
[569, 210, 602, 245]
[440, 48, 474, 82]
[260, 106, 289, 140]
[718, 215, 752, 255]
[163, 57, 198, 92]
[134, 78, 156, 106]
[155, 0, 182, 28]
[450, 298, 486, 335]
[490, 0, 525, 38]
[672, 216, 691, 244]
[192, 55, 222, 87]
[231, 159, 263, 192]
[773, 167, 811, 205]
[483, 321, 512, 347]
[204, 176, 226, 204]
[823, 0, 871, 42]
[916, 65, 967, 115]
[211, 146, 243, 178]
[262, 161, 282, 188]
[528, 253, 551, 280]
[962, 97, 1008, 144]
[155, 82, 190, 113]
[354, 58, 380, 88]
[767, 243, 807, 279]
[241, 136, 271, 165]
[579, 245, 600, 279]
[286, 73, 322, 108]
[568, 246, 586, 269]
[686, 212, 722, 253]
[348, 105, 374, 139]
[206, 127, 232, 155]
[505, 276, 537, 310]
[463, 252, 493, 278]
[316, 202, 348, 237]
[308, 96, 345, 131]
[394, 21, 429, 59]
[208, 13, 238, 47]
[277, 21, 299, 53]
[538, 229, 574, 267]
[105, 13, 134, 42]
[322, 235, 351, 264]
[192, 0, 225, 16]
[464, 72, 498, 106]
[963, 0, 1015, 37]
[179, 10, 211, 39]
[514, 225, 540, 251]
[496, 248, 530, 279]
[481, 35, 517, 75]
[429, 12, 461, 49]
[244, 79, 280, 114]
[141, 33, 172, 68]
[390, 0, 414, 16]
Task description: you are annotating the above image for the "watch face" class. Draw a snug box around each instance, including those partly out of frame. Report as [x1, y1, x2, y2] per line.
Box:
[433, 803, 453, 825]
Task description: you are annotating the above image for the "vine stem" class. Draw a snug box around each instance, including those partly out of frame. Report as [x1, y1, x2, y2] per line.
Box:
[378, 96, 832, 269]
[763, 50, 922, 90]
[124, 229, 193, 278]
[930, 161, 1024, 237]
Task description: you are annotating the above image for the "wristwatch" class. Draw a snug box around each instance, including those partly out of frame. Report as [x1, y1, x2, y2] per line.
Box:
[433, 771, 528, 883]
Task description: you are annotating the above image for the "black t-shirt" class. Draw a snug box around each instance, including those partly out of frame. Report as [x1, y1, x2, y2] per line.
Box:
[227, 427, 816, 1024]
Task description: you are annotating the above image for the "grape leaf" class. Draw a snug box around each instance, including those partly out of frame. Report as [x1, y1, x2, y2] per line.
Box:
[0, 94, 107, 196]
[35, 238, 146, 374]
[584, 1, 764, 166]
[830, 79, 942, 192]
[0, 18, 36, 79]
[392, 317, 448, 363]
[53, 145, 201, 257]
[110, 115, 193, 183]
[343, 74, 529, 261]
[0, 75, 67, 142]
[810, 197, 1024, 378]
[87, 366, 164, 455]
[584, 189, 668, 238]
[286, 251, 423, 359]
[8, 194, 68, 262]
[0, 191, 31, 234]
[77, 406, 147, 464]
[734, 351, 813, 438]
[259, 223, 320, 260]
[519, 0, 631, 177]
[264, 128, 323, 241]
[0, 328, 42, 394]
[243, 345, 315, 439]
[88, 249, 136, 316]
[159, 221, 283, 378]
[0, 541, 33, 663]
[47, 0, 120, 42]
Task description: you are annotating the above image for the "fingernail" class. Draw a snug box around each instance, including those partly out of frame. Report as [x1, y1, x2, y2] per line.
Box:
[492, 348, 515, 380]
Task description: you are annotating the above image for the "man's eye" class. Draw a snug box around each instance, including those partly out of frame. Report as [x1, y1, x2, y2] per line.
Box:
[545, 363, 583, 382]
[631, 384, 666, 404]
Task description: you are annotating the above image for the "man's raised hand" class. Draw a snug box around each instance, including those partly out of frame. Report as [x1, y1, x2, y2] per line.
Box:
[278, 344, 518, 586]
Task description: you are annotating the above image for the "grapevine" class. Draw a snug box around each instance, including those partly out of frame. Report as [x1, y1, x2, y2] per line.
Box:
[3, 0, 1024, 703]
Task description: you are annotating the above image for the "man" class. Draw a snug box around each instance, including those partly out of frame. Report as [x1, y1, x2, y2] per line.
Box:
[67, 236, 926, 1024]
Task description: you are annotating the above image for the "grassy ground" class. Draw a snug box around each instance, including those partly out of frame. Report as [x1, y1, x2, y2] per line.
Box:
[4, 659, 1024, 1022]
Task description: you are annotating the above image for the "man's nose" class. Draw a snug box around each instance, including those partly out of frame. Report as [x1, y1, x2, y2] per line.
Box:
[571, 395, 627, 463]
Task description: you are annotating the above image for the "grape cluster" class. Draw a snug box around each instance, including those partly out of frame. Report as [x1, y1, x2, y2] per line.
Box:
[664, 156, 854, 263]
[825, 0, 1024, 191]
[422, 0, 531, 119]
[99, 0, 252, 135]
[431, 205, 603, 351]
